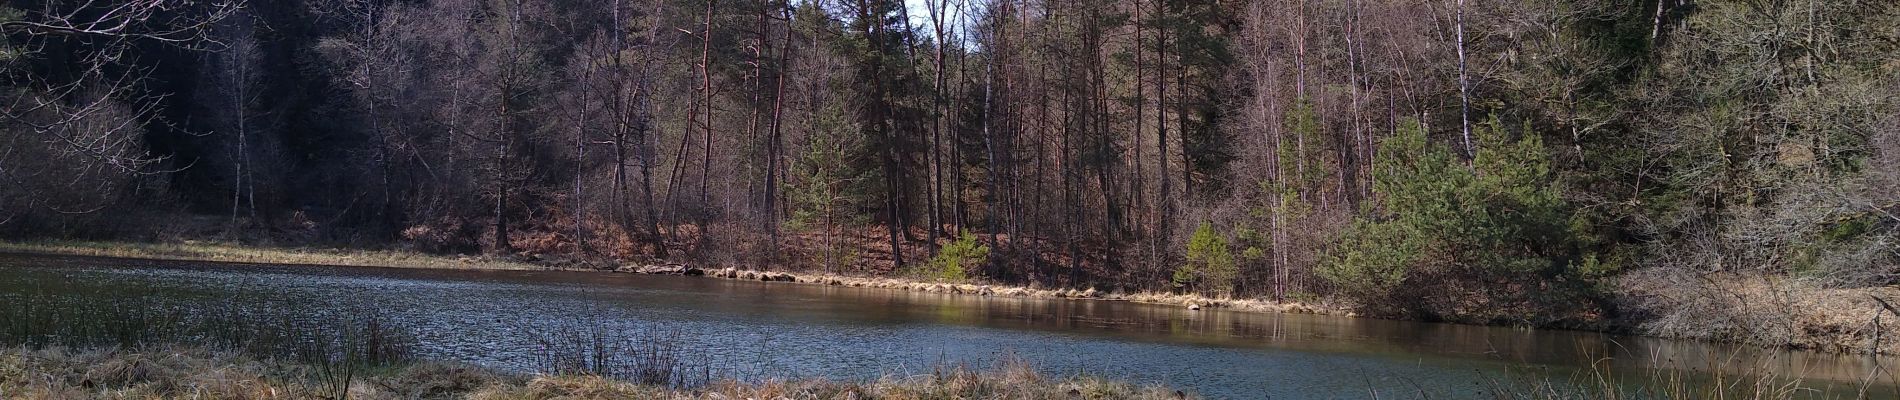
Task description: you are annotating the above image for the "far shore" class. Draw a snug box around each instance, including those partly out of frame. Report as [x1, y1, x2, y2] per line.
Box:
[0, 239, 1344, 317]
[0, 240, 547, 271]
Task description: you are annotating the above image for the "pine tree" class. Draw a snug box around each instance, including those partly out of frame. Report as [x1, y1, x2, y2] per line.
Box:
[1323, 117, 1592, 323]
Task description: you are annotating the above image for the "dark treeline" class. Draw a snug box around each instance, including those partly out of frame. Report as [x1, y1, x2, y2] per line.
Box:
[2, 0, 1897, 326]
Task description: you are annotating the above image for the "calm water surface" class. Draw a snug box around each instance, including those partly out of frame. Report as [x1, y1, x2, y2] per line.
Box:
[1, 253, 1894, 399]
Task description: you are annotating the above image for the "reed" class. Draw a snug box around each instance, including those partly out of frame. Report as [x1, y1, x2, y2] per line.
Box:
[0, 346, 1190, 399]
[1416, 348, 1897, 400]
[0, 279, 417, 366]
[525, 319, 710, 388]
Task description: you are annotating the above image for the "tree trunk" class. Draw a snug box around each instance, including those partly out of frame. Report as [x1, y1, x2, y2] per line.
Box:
[766, 2, 792, 257]
[747, 6, 767, 225]
[1132, 0, 1146, 236]
[697, 0, 717, 217]
[1154, 0, 1171, 246]
[981, 25, 1001, 276]
[864, 0, 906, 269]
[1455, 0, 1474, 157]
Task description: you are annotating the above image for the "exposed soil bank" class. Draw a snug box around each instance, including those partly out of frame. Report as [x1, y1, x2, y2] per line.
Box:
[666, 265, 1342, 316]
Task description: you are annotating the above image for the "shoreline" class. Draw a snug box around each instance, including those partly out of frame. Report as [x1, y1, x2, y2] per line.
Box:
[676, 265, 1344, 316]
[0, 239, 1345, 317]
[0, 240, 548, 271]
[3, 239, 1893, 357]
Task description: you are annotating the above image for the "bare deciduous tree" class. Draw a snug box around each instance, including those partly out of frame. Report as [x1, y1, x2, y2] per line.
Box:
[0, 1, 240, 232]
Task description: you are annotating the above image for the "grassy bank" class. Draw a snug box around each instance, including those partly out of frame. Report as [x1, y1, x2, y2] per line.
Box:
[0, 240, 543, 270]
[0, 346, 1185, 400]
[4, 346, 1881, 399]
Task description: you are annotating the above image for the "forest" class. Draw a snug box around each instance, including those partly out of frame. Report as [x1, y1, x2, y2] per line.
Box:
[2, 0, 1897, 336]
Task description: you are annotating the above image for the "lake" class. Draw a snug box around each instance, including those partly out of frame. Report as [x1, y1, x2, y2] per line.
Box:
[0, 253, 1892, 399]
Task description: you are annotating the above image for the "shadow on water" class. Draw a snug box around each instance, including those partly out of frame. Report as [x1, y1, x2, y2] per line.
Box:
[2, 253, 1898, 399]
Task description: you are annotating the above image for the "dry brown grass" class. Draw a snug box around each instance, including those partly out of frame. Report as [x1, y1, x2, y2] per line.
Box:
[0, 347, 1186, 400]
[0, 347, 290, 399]
[1473, 359, 1853, 400]
[0, 240, 543, 271]
[469, 359, 1186, 400]
[1617, 267, 1900, 355]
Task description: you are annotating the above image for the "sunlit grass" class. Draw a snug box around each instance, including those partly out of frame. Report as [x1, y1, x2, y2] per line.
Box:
[0, 239, 540, 270]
